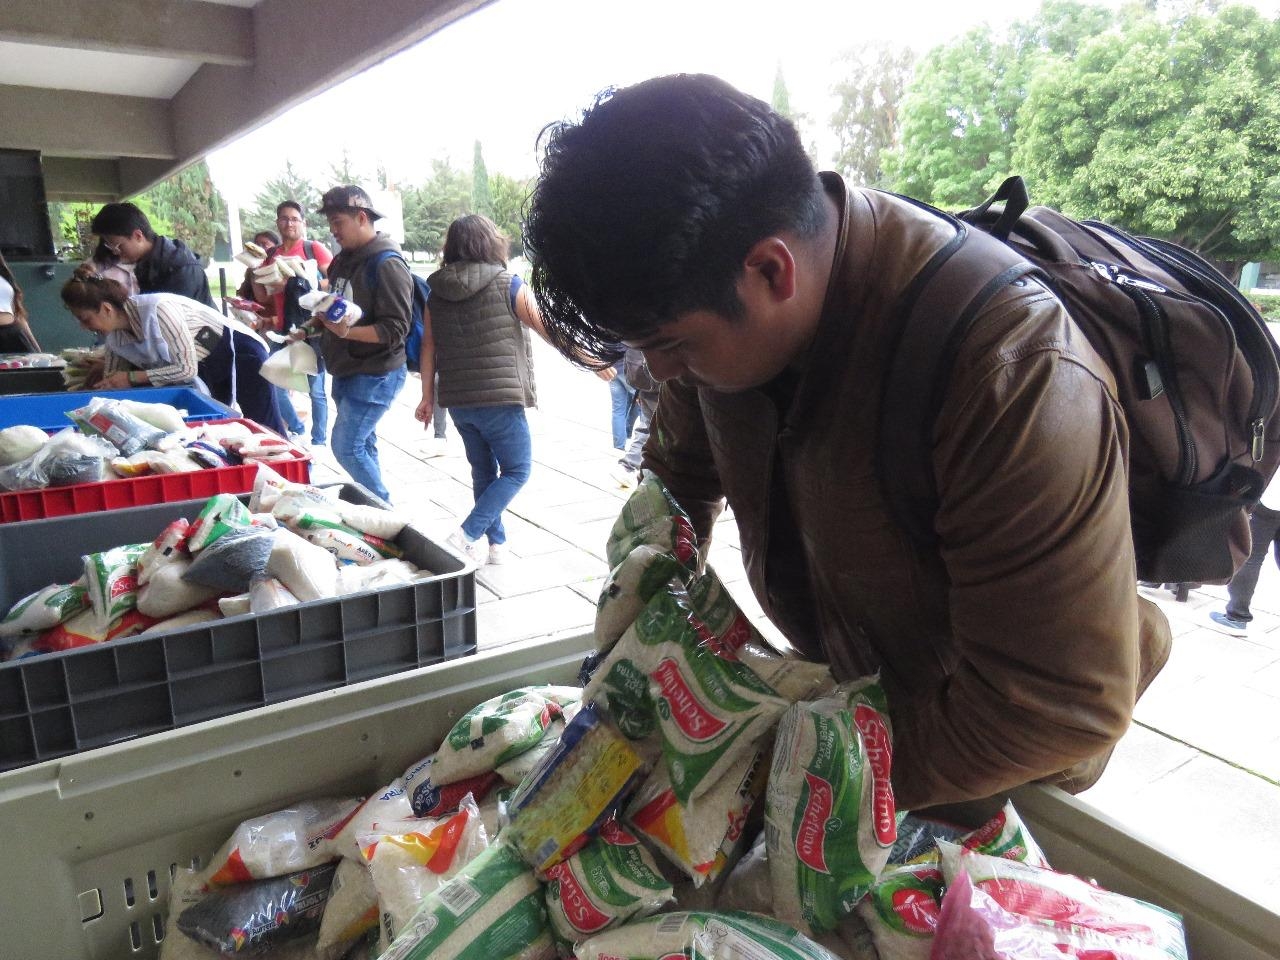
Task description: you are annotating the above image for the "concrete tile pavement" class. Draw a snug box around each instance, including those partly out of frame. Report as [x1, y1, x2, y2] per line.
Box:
[306, 335, 1280, 913]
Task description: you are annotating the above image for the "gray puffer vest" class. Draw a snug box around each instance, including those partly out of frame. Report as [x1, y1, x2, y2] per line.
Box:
[427, 262, 537, 409]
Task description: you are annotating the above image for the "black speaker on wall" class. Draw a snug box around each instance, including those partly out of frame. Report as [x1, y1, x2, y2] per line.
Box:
[0, 150, 55, 260]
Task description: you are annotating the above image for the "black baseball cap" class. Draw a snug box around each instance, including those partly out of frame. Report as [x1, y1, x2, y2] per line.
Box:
[318, 185, 385, 221]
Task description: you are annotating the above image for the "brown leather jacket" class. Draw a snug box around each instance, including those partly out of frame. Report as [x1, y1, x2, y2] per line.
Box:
[644, 173, 1172, 810]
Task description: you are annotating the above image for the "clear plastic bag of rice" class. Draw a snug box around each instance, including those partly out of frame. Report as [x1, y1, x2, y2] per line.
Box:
[377, 842, 551, 960]
[606, 477, 699, 571]
[429, 686, 578, 787]
[573, 910, 844, 960]
[544, 817, 673, 947]
[205, 797, 361, 885]
[359, 793, 489, 942]
[765, 676, 896, 935]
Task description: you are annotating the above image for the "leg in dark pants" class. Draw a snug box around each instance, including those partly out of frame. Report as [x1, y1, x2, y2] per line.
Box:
[198, 329, 288, 436]
[1225, 504, 1280, 623]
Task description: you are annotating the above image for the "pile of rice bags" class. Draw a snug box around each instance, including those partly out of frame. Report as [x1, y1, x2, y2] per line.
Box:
[0, 466, 427, 662]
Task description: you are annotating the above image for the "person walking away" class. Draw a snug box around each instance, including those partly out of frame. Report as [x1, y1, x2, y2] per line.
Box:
[612, 347, 659, 488]
[313, 185, 410, 503]
[607, 358, 637, 450]
[523, 73, 1172, 810]
[1210, 472, 1280, 635]
[254, 201, 334, 447]
[0, 250, 41, 352]
[60, 267, 286, 435]
[90, 203, 215, 307]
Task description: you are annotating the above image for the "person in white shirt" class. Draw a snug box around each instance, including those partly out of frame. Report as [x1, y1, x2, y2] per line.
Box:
[1211, 472, 1280, 635]
[0, 250, 41, 353]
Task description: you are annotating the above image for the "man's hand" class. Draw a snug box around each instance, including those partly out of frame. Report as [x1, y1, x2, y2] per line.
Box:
[414, 394, 435, 429]
[100, 371, 134, 389]
[596, 366, 618, 382]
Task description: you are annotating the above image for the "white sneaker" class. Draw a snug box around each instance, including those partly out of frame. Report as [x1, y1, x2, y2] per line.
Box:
[487, 542, 510, 565]
[445, 528, 484, 564]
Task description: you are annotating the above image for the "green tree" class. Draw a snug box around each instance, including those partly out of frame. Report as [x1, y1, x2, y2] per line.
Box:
[402, 159, 470, 255]
[327, 149, 366, 187]
[772, 62, 793, 119]
[829, 44, 915, 187]
[1014, 4, 1280, 271]
[472, 141, 494, 219]
[241, 161, 326, 240]
[884, 1, 1114, 205]
[490, 172, 533, 257]
[135, 159, 227, 260]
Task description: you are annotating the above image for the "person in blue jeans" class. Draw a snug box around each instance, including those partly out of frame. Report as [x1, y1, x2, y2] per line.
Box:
[311, 185, 412, 502]
[607, 358, 637, 449]
[418, 214, 608, 564]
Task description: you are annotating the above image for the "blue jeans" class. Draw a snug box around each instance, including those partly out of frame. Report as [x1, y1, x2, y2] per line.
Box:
[273, 340, 329, 444]
[330, 367, 406, 503]
[609, 366, 638, 449]
[450, 405, 532, 544]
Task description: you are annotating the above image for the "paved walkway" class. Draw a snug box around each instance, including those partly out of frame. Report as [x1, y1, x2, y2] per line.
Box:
[306, 335, 1280, 914]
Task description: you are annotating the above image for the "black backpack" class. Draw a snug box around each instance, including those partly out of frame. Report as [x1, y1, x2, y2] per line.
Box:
[879, 176, 1280, 584]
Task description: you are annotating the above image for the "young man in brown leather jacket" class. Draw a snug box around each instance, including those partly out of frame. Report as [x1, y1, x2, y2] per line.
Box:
[524, 73, 1171, 811]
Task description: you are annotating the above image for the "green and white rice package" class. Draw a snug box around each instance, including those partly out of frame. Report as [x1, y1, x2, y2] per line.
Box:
[82, 543, 146, 629]
[543, 818, 673, 947]
[137, 519, 191, 586]
[0, 581, 89, 638]
[765, 676, 897, 935]
[573, 911, 844, 960]
[596, 544, 692, 653]
[430, 687, 578, 786]
[187, 493, 253, 553]
[378, 842, 551, 960]
[605, 477, 699, 571]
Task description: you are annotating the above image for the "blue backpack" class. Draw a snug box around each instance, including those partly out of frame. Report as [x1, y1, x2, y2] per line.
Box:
[365, 250, 430, 370]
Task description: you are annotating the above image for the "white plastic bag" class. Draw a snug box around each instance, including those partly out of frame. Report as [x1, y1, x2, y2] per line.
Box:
[260, 340, 320, 393]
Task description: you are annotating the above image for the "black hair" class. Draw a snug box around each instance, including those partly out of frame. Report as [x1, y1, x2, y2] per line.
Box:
[90, 202, 156, 241]
[276, 200, 304, 219]
[0, 250, 27, 325]
[253, 230, 281, 247]
[525, 73, 827, 367]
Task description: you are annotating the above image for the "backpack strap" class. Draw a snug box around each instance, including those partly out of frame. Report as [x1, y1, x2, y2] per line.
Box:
[878, 220, 1042, 548]
[364, 249, 406, 290]
[303, 239, 314, 261]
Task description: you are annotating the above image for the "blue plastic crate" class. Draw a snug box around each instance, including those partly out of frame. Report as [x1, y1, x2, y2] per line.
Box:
[0, 387, 235, 431]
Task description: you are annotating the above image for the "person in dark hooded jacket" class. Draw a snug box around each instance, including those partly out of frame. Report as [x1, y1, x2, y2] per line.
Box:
[91, 203, 214, 308]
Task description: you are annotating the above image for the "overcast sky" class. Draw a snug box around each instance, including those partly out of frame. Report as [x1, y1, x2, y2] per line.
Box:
[207, 0, 1280, 207]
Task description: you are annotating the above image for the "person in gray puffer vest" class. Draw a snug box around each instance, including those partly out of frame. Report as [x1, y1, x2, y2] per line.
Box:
[415, 215, 549, 566]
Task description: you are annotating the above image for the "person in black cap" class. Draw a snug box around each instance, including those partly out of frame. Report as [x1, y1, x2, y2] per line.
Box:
[309, 184, 411, 502]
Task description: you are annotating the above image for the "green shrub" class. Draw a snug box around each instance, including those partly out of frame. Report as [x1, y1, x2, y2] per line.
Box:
[1252, 293, 1280, 322]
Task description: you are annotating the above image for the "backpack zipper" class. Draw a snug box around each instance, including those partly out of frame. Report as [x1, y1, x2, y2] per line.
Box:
[1090, 262, 1197, 484]
[1090, 223, 1277, 465]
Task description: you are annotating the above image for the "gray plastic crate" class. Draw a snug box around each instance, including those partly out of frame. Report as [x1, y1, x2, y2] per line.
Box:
[0, 484, 476, 770]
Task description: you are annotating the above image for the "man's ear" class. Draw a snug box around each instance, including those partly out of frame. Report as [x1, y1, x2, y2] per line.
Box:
[742, 237, 797, 302]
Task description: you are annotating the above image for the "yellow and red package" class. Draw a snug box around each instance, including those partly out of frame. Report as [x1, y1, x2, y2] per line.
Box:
[36, 607, 158, 652]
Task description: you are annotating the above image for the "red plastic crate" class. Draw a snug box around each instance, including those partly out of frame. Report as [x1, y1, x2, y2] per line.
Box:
[0, 418, 310, 523]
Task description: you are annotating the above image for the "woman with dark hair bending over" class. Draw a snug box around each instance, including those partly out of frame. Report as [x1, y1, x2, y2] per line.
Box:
[60, 266, 286, 435]
[0, 251, 41, 352]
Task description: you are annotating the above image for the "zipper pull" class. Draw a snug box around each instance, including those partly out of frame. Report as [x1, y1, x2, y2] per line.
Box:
[1252, 418, 1266, 462]
[1114, 273, 1168, 294]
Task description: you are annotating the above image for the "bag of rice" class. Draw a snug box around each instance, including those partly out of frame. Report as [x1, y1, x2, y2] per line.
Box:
[766, 676, 897, 935]
[267, 527, 339, 601]
[137, 519, 191, 587]
[595, 545, 692, 654]
[0, 581, 89, 638]
[0, 424, 48, 466]
[544, 817, 673, 947]
[627, 745, 767, 886]
[182, 526, 275, 593]
[68, 396, 167, 456]
[36, 607, 156, 652]
[378, 842, 549, 960]
[187, 494, 254, 553]
[117, 398, 187, 434]
[573, 910, 844, 960]
[958, 801, 1050, 868]
[854, 858, 944, 960]
[218, 593, 252, 617]
[429, 688, 568, 787]
[137, 558, 221, 618]
[178, 862, 337, 954]
[206, 797, 361, 886]
[505, 706, 645, 872]
[933, 841, 1189, 960]
[292, 511, 404, 559]
[360, 795, 489, 941]
[305, 526, 388, 565]
[337, 501, 409, 540]
[606, 477, 699, 571]
[402, 754, 503, 819]
[496, 717, 567, 786]
[82, 543, 147, 628]
[315, 858, 380, 960]
[249, 576, 300, 612]
[140, 608, 219, 635]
